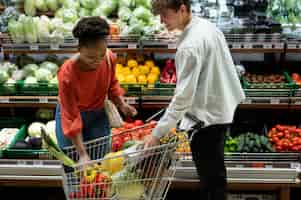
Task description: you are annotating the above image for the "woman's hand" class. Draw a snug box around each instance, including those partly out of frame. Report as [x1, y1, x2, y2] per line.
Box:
[119, 103, 137, 117]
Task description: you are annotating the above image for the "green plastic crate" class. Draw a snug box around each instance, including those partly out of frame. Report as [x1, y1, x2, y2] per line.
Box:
[0, 118, 26, 158]
[0, 83, 17, 95]
[17, 81, 58, 96]
[3, 125, 50, 159]
[242, 72, 296, 89]
[142, 83, 175, 96]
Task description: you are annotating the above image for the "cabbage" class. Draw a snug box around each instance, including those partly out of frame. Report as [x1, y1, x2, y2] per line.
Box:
[45, 121, 57, 144]
[23, 64, 39, 77]
[24, 0, 36, 16]
[2, 62, 18, 76]
[92, 6, 105, 17]
[79, 8, 91, 17]
[62, 9, 78, 23]
[119, 0, 135, 8]
[19, 16, 38, 43]
[50, 17, 64, 32]
[37, 17, 51, 42]
[49, 30, 65, 43]
[40, 61, 58, 74]
[133, 6, 152, 22]
[11, 70, 25, 81]
[28, 122, 46, 137]
[4, 79, 16, 93]
[55, 9, 64, 19]
[135, 0, 151, 9]
[8, 19, 25, 43]
[118, 7, 132, 22]
[35, 0, 48, 12]
[36, 109, 54, 121]
[0, 70, 9, 84]
[98, 0, 118, 16]
[35, 68, 53, 82]
[24, 76, 38, 87]
[80, 0, 97, 9]
[46, 0, 58, 11]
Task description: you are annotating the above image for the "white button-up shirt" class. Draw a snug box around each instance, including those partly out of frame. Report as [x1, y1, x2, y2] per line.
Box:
[152, 16, 246, 138]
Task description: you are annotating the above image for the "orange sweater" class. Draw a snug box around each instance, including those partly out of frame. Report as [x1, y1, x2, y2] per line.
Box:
[57, 50, 124, 138]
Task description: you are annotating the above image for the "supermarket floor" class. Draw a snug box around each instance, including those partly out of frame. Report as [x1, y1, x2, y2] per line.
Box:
[1, 187, 301, 200]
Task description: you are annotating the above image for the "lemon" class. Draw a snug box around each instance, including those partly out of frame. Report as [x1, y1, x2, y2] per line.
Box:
[150, 66, 160, 76]
[145, 60, 155, 68]
[139, 65, 150, 75]
[115, 64, 124, 74]
[147, 74, 158, 84]
[132, 67, 141, 77]
[125, 74, 137, 84]
[122, 67, 131, 76]
[137, 75, 147, 84]
[116, 74, 125, 84]
[127, 59, 138, 68]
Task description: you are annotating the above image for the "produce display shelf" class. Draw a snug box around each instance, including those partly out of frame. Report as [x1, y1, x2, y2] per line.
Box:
[243, 89, 293, 97]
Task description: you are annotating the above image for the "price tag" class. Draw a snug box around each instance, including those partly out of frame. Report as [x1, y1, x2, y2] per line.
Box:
[235, 164, 244, 168]
[30, 44, 39, 51]
[288, 44, 297, 49]
[264, 44, 273, 48]
[128, 43, 137, 49]
[232, 43, 241, 49]
[168, 43, 177, 49]
[295, 99, 301, 105]
[39, 98, 48, 103]
[271, 98, 280, 104]
[265, 165, 273, 169]
[244, 43, 252, 49]
[291, 162, 301, 169]
[50, 43, 59, 50]
[0, 98, 9, 103]
[33, 160, 43, 166]
[17, 160, 27, 165]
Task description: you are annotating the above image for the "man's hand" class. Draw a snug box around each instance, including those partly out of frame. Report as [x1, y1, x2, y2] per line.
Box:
[144, 134, 160, 149]
[120, 103, 137, 117]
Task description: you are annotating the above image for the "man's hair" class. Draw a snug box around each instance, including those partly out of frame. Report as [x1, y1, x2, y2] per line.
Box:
[72, 17, 110, 47]
[152, 0, 191, 15]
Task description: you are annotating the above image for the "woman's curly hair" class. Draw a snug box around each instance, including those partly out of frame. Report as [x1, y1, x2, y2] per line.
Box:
[73, 17, 110, 47]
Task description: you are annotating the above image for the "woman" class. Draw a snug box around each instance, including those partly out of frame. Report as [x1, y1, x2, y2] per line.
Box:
[55, 17, 137, 163]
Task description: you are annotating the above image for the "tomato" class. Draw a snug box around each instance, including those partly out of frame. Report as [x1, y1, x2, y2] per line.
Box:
[112, 138, 122, 152]
[272, 136, 279, 143]
[134, 120, 144, 126]
[112, 129, 120, 135]
[80, 179, 95, 198]
[276, 145, 282, 151]
[271, 127, 277, 132]
[123, 136, 131, 142]
[277, 132, 284, 138]
[124, 123, 135, 129]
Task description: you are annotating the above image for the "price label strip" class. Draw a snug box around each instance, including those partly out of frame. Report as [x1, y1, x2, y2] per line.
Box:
[128, 43, 137, 49]
[0, 98, 9, 103]
[50, 43, 60, 50]
[271, 98, 280, 104]
[168, 43, 177, 49]
[39, 98, 48, 103]
[30, 44, 39, 51]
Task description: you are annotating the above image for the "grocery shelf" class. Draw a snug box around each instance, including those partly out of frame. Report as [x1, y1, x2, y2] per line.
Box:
[0, 96, 139, 108]
[0, 159, 63, 187]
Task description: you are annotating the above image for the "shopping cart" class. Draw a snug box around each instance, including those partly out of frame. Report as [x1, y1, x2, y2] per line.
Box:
[58, 124, 180, 200]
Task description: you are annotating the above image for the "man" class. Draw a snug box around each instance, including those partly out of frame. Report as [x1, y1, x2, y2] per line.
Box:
[144, 1, 245, 199]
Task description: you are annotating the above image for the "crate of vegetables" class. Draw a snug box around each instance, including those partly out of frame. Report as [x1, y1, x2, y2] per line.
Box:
[17, 80, 58, 96]
[142, 83, 175, 96]
[242, 72, 295, 89]
[3, 121, 56, 159]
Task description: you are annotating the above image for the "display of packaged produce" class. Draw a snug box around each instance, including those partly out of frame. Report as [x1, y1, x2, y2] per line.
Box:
[0, 128, 19, 150]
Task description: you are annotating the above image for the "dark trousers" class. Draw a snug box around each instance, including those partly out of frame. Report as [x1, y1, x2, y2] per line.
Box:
[189, 124, 228, 200]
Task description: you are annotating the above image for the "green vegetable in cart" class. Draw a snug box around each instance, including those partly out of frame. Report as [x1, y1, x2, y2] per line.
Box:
[41, 127, 75, 167]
